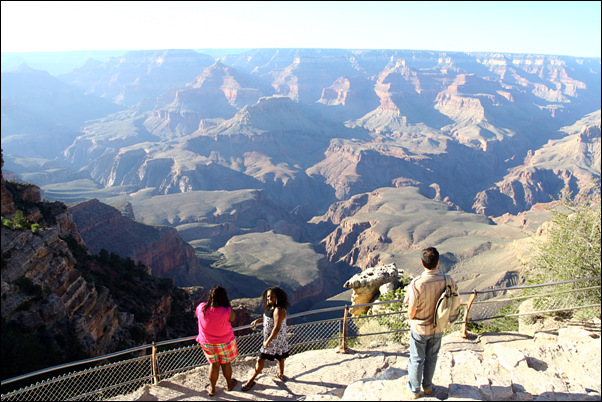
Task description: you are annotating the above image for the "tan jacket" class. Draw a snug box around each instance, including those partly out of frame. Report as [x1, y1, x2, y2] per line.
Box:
[404, 269, 457, 335]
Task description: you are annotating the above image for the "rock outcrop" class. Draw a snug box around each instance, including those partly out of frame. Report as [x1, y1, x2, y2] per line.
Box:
[343, 263, 399, 315]
[314, 186, 531, 295]
[339, 324, 601, 401]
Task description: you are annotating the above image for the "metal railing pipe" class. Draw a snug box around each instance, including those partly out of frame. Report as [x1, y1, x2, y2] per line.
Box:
[151, 342, 159, 385]
[461, 276, 601, 295]
[462, 290, 478, 338]
[470, 303, 601, 322]
[340, 305, 349, 353]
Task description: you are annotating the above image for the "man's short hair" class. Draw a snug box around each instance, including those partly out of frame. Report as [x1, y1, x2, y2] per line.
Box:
[421, 247, 439, 269]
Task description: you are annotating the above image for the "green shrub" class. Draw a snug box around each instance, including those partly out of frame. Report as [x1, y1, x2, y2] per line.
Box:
[130, 325, 147, 344]
[16, 276, 43, 299]
[353, 275, 413, 344]
[526, 182, 601, 319]
[1, 210, 32, 230]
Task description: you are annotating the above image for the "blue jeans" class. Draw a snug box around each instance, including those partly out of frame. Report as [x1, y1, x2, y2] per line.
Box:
[407, 328, 443, 395]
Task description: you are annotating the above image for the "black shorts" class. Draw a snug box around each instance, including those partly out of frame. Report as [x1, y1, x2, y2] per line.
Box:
[260, 351, 290, 361]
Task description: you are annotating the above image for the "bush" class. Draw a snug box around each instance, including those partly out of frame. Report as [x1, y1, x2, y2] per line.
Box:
[130, 325, 147, 344]
[526, 182, 601, 319]
[1, 210, 32, 230]
[15, 276, 43, 299]
[352, 275, 413, 345]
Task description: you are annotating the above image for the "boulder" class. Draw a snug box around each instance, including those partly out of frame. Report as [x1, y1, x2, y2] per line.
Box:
[343, 263, 398, 315]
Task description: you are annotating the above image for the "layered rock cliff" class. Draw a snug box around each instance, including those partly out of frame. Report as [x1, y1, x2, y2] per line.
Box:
[1, 223, 127, 355]
[67, 199, 208, 286]
[473, 115, 601, 215]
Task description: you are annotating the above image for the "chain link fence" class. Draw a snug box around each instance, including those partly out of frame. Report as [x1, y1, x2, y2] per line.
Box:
[2, 276, 599, 401]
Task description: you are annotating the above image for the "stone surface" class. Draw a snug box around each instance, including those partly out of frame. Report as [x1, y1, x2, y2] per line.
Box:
[494, 343, 528, 371]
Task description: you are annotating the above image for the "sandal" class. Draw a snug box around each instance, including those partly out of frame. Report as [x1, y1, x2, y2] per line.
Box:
[227, 378, 238, 391]
[241, 380, 256, 392]
[206, 385, 216, 396]
[277, 373, 286, 382]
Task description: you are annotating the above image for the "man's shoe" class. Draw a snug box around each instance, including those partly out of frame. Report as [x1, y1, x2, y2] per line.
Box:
[423, 388, 433, 395]
[404, 387, 420, 399]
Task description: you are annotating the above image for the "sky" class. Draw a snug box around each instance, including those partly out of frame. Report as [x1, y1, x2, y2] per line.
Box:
[1, 1, 601, 58]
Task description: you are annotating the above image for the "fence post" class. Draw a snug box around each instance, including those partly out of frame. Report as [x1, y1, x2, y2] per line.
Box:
[461, 290, 478, 338]
[339, 305, 349, 353]
[151, 342, 160, 385]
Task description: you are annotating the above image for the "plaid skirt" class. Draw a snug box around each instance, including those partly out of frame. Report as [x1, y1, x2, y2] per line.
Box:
[201, 339, 239, 364]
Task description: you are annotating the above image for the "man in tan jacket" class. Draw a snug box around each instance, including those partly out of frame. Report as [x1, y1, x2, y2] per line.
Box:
[403, 247, 458, 399]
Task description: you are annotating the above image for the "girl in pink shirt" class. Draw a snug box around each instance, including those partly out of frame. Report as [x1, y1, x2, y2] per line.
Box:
[195, 285, 238, 396]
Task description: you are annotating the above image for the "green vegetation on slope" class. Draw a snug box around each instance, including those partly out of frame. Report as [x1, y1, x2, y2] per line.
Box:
[525, 183, 601, 319]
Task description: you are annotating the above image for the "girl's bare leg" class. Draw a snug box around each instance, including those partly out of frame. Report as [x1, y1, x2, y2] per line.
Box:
[208, 362, 220, 395]
[243, 358, 265, 388]
[277, 358, 286, 380]
[221, 362, 236, 390]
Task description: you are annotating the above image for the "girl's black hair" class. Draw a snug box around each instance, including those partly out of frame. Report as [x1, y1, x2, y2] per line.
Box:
[202, 285, 231, 313]
[261, 286, 290, 310]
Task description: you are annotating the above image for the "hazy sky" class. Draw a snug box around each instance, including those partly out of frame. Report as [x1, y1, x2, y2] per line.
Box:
[1, 1, 601, 57]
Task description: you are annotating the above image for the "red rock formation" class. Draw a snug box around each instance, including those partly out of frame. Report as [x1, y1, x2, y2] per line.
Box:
[67, 199, 207, 286]
[132, 227, 199, 278]
[231, 305, 252, 335]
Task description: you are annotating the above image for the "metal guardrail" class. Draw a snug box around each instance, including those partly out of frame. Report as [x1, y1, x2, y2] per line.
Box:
[1, 276, 600, 401]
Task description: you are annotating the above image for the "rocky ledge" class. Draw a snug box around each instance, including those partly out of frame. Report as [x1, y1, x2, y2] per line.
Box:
[114, 320, 600, 401]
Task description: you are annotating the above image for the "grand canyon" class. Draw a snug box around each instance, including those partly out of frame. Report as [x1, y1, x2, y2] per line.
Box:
[1, 48, 600, 377]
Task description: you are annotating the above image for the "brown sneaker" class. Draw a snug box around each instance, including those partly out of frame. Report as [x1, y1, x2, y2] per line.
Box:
[404, 387, 420, 399]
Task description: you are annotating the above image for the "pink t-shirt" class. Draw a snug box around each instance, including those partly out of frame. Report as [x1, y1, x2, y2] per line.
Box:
[195, 303, 235, 345]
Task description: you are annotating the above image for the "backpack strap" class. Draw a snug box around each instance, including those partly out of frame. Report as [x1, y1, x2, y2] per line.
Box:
[443, 274, 450, 293]
[444, 274, 457, 297]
